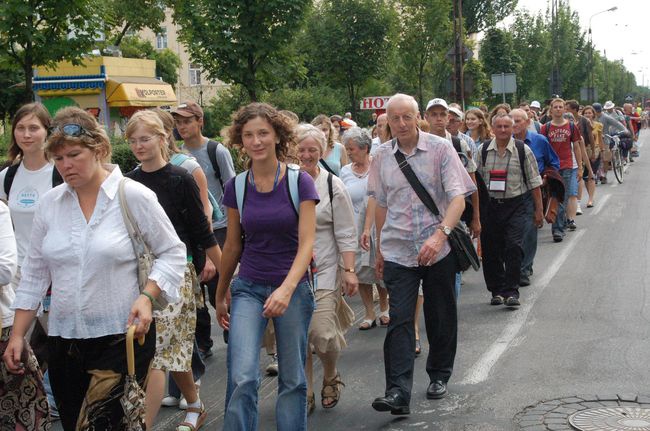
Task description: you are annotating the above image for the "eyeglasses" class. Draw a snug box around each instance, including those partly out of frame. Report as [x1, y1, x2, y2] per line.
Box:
[128, 135, 157, 146]
[49, 124, 91, 137]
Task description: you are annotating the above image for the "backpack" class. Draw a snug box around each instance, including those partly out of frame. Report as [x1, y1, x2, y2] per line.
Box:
[170, 153, 224, 222]
[234, 164, 318, 289]
[481, 139, 529, 189]
[4, 162, 63, 197]
[451, 137, 488, 223]
[541, 121, 575, 143]
[207, 140, 225, 191]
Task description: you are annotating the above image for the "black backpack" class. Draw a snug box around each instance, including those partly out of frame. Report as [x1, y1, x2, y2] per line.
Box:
[4, 162, 63, 196]
[206, 140, 225, 191]
[480, 139, 529, 189]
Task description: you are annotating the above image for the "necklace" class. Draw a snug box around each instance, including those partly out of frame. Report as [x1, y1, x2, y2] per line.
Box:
[249, 161, 281, 192]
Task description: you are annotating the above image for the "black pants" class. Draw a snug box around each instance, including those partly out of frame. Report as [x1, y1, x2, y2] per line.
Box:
[195, 227, 227, 351]
[382, 253, 457, 404]
[480, 194, 529, 299]
[47, 327, 155, 431]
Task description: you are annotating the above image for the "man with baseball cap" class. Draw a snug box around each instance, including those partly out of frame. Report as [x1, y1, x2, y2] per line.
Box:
[447, 103, 478, 156]
[172, 101, 236, 358]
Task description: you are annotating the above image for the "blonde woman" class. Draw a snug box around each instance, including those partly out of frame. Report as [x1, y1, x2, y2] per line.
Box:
[311, 114, 348, 175]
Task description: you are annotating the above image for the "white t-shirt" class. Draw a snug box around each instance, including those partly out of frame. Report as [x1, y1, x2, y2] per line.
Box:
[0, 162, 55, 266]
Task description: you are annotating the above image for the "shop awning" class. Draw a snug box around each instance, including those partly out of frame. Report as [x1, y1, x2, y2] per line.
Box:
[106, 76, 176, 107]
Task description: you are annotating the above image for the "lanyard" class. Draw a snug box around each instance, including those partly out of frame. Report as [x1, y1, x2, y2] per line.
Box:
[250, 161, 281, 192]
[490, 148, 513, 173]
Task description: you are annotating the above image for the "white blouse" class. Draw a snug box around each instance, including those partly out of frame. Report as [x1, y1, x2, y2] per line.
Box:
[12, 165, 186, 339]
[0, 202, 17, 329]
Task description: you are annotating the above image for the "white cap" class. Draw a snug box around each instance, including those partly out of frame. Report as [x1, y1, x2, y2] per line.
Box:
[448, 107, 464, 119]
[426, 98, 449, 111]
[603, 100, 615, 110]
[530, 101, 541, 109]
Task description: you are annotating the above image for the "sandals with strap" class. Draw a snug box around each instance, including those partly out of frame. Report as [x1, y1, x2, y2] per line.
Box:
[307, 392, 316, 416]
[176, 403, 207, 431]
[321, 373, 344, 409]
[378, 309, 390, 327]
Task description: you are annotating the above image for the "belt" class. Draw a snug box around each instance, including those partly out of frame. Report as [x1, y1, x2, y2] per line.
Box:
[490, 194, 526, 205]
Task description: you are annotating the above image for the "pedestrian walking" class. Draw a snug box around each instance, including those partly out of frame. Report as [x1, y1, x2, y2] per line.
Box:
[311, 114, 348, 176]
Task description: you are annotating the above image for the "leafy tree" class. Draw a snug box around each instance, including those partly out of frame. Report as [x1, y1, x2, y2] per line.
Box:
[172, 0, 311, 101]
[0, 0, 103, 102]
[119, 36, 181, 85]
[301, 0, 396, 117]
[463, 0, 518, 34]
[479, 28, 520, 105]
[463, 58, 490, 102]
[0, 58, 24, 122]
[100, 0, 166, 46]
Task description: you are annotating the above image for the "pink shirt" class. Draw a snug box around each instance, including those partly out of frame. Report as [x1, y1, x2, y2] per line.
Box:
[368, 132, 476, 267]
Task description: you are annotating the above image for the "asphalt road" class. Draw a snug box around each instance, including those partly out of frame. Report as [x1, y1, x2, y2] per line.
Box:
[55, 129, 650, 430]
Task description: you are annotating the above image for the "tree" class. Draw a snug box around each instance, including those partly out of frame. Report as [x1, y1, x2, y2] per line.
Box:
[463, 0, 518, 34]
[100, 0, 166, 46]
[119, 36, 181, 85]
[301, 0, 396, 117]
[390, 0, 452, 112]
[479, 28, 520, 105]
[0, 58, 24, 122]
[0, 0, 102, 102]
[172, 0, 311, 101]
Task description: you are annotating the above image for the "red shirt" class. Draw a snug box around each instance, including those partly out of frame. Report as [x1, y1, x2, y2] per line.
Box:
[540, 121, 582, 170]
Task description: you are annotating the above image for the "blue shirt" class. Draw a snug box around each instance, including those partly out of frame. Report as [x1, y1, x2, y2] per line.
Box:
[521, 130, 560, 173]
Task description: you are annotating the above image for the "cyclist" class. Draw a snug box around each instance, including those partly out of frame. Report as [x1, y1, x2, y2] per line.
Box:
[592, 103, 628, 183]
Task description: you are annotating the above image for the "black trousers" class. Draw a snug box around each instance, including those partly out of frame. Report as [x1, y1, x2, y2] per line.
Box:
[382, 253, 457, 404]
[195, 227, 227, 351]
[480, 194, 530, 299]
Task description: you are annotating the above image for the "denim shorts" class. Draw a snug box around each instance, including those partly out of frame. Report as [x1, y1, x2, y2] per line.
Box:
[561, 168, 578, 197]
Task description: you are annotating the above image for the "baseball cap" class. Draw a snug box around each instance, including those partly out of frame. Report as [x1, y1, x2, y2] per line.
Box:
[603, 101, 615, 110]
[171, 101, 203, 118]
[340, 118, 357, 129]
[425, 98, 449, 111]
[448, 107, 464, 119]
[592, 103, 603, 113]
[530, 101, 541, 109]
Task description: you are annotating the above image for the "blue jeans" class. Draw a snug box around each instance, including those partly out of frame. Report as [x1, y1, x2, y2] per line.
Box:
[553, 168, 577, 236]
[521, 193, 536, 276]
[224, 277, 314, 431]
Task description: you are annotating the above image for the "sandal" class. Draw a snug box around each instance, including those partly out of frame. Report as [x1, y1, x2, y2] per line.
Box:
[378, 309, 390, 327]
[359, 318, 377, 330]
[321, 373, 344, 409]
[307, 392, 315, 416]
[176, 403, 207, 431]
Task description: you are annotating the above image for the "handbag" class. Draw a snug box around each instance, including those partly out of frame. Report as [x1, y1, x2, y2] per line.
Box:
[601, 148, 612, 162]
[393, 146, 480, 272]
[118, 178, 168, 311]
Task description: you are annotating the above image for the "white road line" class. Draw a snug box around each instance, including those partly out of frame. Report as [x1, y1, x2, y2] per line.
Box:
[459, 230, 586, 385]
[592, 194, 611, 216]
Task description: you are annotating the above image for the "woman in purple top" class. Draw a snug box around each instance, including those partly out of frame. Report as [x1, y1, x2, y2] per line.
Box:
[215, 103, 319, 431]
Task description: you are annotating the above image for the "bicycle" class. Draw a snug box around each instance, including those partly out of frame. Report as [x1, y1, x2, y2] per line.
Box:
[605, 133, 624, 184]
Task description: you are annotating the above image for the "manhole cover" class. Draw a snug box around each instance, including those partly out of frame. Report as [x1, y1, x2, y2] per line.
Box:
[569, 407, 650, 430]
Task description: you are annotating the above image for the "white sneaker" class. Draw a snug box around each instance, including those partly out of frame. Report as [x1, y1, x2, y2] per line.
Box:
[161, 395, 180, 407]
[576, 203, 583, 215]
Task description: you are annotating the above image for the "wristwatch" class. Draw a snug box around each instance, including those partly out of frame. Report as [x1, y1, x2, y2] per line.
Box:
[343, 267, 356, 273]
[438, 225, 452, 236]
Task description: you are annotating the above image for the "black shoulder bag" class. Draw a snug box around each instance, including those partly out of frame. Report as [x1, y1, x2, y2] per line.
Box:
[393, 145, 480, 272]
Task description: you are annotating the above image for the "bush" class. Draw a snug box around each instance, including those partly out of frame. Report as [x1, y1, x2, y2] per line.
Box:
[111, 136, 139, 173]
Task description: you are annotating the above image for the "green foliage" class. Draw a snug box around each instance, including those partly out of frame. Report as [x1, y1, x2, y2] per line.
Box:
[202, 86, 250, 139]
[301, 0, 396, 117]
[463, 0, 519, 34]
[463, 58, 490, 101]
[0, 0, 103, 102]
[0, 58, 24, 120]
[100, 0, 166, 46]
[261, 86, 348, 123]
[172, 0, 311, 101]
[111, 137, 139, 173]
[119, 36, 181, 85]
[479, 28, 521, 105]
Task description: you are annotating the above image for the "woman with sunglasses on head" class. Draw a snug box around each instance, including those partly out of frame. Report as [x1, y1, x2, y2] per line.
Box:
[216, 103, 318, 431]
[2, 107, 187, 430]
[0, 102, 58, 427]
[125, 110, 223, 431]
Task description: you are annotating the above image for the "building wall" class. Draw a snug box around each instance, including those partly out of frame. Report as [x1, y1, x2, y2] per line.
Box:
[138, 9, 228, 106]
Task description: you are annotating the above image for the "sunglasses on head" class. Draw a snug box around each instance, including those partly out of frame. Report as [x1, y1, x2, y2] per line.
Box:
[49, 124, 91, 137]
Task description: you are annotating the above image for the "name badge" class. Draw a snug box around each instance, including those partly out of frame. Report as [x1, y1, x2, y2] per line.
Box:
[489, 169, 507, 192]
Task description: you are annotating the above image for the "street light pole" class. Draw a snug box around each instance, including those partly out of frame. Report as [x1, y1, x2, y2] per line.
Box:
[588, 6, 617, 103]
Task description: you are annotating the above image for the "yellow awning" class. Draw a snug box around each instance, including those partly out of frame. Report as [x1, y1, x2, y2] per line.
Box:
[106, 76, 176, 107]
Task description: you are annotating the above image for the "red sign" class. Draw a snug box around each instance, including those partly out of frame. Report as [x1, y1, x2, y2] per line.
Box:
[360, 96, 390, 110]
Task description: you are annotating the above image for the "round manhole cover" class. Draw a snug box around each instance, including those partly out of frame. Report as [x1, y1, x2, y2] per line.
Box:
[569, 407, 650, 430]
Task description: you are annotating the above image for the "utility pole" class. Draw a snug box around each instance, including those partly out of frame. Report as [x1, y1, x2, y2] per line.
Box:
[550, 0, 561, 96]
[452, 0, 465, 110]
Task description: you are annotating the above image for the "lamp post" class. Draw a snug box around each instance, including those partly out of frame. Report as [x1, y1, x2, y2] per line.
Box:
[588, 6, 617, 102]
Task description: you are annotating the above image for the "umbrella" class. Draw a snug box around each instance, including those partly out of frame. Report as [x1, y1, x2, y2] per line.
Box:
[121, 325, 146, 431]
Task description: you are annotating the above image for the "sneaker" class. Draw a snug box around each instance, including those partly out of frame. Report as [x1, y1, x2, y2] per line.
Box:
[490, 295, 504, 306]
[266, 354, 279, 376]
[505, 297, 521, 307]
[567, 220, 577, 231]
[553, 233, 563, 243]
[600, 176, 608, 184]
[161, 395, 180, 407]
[519, 273, 531, 287]
[576, 204, 582, 215]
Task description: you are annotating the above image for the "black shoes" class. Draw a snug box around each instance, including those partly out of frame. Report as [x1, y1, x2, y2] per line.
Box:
[505, 296, 521, 308]
[490, 295, 504, 305]
[372, 393, 410, 415]
[519, 273, 531, 287]
[426, 380, 448, 399]
[553, 233, 563, 242]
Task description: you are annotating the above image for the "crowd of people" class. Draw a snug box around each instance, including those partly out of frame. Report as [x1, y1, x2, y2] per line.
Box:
[0, 93, 645, 430]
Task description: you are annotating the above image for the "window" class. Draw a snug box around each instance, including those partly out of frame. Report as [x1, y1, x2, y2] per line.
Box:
[156, 28, 168, 49]
[189, 63, 202, 86]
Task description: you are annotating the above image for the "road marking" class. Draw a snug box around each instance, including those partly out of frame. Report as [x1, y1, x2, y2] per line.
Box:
[592, 194, 610, 216]
[459, 230, 586, 385]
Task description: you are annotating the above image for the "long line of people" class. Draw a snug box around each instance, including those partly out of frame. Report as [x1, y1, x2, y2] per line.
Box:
[0, 93, 640, 430]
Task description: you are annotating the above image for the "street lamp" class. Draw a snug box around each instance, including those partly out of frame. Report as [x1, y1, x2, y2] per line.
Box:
[588, 6, 617, 102]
